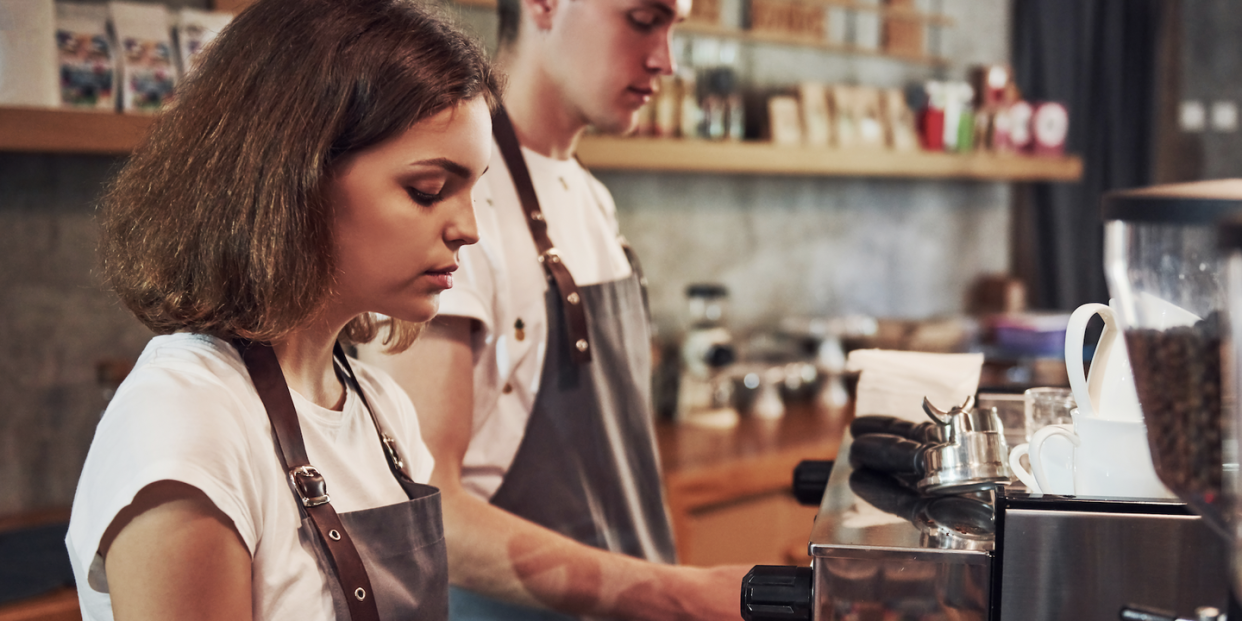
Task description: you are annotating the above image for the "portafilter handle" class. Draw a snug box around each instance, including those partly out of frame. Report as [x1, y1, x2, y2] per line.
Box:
[849, 415, 940, 443]
[848, 433, 926, 477]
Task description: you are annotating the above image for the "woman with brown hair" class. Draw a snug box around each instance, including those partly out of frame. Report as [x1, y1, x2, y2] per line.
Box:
[65, 0, 498, 619]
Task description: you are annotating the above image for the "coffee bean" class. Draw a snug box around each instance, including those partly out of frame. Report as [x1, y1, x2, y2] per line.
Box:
[1125, 312, 1223, 499]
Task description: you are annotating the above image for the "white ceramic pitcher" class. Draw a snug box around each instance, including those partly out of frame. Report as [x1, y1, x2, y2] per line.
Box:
[1063, 300, 1144, 422]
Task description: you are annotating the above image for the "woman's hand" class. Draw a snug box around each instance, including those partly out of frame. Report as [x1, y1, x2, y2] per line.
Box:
[102, 480, 253, 621]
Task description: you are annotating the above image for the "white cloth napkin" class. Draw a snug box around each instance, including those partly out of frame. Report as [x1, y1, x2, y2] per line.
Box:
[846, 349, 985, 422]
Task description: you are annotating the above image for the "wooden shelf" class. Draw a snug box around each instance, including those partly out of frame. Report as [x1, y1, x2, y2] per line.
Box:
[0, 107, 1083, 181]
[0, 107, 150, 155]
[578, 136, 1084, 181]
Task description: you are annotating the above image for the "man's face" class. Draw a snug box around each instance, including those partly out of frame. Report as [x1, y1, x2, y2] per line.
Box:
[541, 0, 688, 134]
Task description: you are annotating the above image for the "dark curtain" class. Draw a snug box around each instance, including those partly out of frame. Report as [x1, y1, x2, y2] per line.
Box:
[1010, 0, 1163, 310]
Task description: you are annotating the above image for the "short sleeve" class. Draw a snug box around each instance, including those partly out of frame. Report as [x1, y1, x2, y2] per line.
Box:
[584, 170, 623, 237]
[66, 360, 265, 593]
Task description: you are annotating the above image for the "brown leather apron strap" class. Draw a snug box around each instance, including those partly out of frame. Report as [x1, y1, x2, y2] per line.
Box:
[492, 106, 592, 364]
[333, 343, 416, 488]
[233, 339, 382, 621]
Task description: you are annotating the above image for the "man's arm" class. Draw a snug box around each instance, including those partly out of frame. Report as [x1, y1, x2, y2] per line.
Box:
[391, 316, 747, 621]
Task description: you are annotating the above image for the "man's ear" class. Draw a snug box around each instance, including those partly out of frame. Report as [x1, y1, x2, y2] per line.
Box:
[522, 0, 558, 31]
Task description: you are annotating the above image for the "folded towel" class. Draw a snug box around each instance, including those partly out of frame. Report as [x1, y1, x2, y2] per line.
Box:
[846, 349, 985, 423]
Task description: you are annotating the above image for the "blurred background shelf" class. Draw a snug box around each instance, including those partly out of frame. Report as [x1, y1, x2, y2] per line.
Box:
[0, 107, 149, 155]
[0, 107, 1083, 182]
[579, 136, 1084, 181]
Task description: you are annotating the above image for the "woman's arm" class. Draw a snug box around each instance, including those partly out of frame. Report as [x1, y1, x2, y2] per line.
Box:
[388, 316, 747, 621]
[101, 480, 253, 621]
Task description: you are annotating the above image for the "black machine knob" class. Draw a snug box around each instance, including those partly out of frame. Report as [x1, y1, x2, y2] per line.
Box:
[792, 460, 834, 506]
[740, 565, 813, 621]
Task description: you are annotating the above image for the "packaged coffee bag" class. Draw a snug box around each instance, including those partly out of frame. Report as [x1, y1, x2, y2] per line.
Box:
[174, 8, 232, 78]
[0, 0, 59, 107]
[56, 1, 115, 109]
[110, 0, 176, 113]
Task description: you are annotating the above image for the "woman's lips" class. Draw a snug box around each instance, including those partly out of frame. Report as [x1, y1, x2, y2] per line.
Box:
[627, 86, 655, 105]
[425, 266, 457, 290]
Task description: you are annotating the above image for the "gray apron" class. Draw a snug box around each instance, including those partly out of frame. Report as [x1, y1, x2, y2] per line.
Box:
[307, 478, 448, 619]
[238, 340, 449, 620]
[450, 110, 676, 621]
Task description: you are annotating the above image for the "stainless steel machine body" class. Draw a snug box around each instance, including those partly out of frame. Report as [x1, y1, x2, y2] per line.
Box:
[805, 438, 1229, 621]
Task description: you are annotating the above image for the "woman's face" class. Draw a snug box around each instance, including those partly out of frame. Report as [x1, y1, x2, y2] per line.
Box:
[327, 97, 491, 325]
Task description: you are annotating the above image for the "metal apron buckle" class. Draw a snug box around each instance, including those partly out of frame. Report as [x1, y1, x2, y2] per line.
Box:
[290, 465, 331, 507]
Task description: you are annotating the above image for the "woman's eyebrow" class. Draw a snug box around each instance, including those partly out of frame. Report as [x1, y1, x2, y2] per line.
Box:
[645, 1, 675, 18]
[409, 157, 474, 178]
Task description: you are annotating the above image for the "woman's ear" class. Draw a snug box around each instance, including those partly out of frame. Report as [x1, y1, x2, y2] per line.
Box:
[522, 0, 558, 32]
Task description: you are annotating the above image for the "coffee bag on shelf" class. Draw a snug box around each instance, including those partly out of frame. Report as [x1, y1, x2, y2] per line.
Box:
[174, 8, 232, 78]
[798, 82, 831, 147]
[55, 1, 116, 110]
[0, 0, 59, 107]
[109, 0, 176, 113]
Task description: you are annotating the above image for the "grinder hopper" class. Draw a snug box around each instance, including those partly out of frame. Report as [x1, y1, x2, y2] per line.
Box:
[1102, 179, 1242, 536]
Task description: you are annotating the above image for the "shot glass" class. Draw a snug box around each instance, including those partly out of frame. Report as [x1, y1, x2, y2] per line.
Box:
[1023, 387, 1076, 441]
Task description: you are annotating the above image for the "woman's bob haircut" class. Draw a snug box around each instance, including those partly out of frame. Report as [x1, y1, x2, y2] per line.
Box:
[100, 0, 500, 352]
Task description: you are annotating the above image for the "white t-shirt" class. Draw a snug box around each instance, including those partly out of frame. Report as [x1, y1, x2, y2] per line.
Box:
[364, 143, 631, 502]
[65, 333, 435, 621]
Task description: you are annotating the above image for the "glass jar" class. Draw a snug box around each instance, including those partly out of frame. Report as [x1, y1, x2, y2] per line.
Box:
[686, 283, 729, 328]
[1218, 215, 1242, 596]
[1103, 180, 1242, 528]
[677, 283, 737, 422]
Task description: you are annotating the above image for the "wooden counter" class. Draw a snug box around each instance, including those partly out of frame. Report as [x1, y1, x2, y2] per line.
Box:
[656, 401, 851, 565]
[0, 591, 78, 621]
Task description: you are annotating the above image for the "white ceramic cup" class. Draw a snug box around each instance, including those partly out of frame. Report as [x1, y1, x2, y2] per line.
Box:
[1009, 409, 1175, 498]
[1063, 300, 1144, 422]
[1009, 424, 1074, 494]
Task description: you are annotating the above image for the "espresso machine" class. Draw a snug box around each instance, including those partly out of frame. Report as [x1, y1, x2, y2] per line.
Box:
[741, 180, 1242, 621]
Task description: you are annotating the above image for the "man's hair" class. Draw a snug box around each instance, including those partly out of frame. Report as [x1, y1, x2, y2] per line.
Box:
[497, 0, 520, 49]
[100, 0, 500, 353]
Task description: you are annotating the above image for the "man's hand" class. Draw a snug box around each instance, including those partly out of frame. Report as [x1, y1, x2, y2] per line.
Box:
[614, 564, 749, 621]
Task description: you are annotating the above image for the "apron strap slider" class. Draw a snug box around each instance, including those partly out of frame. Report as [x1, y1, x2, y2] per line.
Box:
[290, 465, 331, 507]
[381, 434, 406, 472]
[538, 248, 561, 264]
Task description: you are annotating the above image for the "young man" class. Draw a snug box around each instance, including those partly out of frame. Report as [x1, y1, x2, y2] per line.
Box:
[364, 0, 749, 618]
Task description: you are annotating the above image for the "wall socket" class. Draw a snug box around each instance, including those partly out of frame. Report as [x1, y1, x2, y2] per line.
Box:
[1211, 101, 1238, 132]
[1180, 100, 1206, 132]
[1178, 100, 1238, 132]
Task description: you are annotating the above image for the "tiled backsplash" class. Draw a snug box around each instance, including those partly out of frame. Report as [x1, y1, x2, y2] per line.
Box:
[603, 173, 1010, 338]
